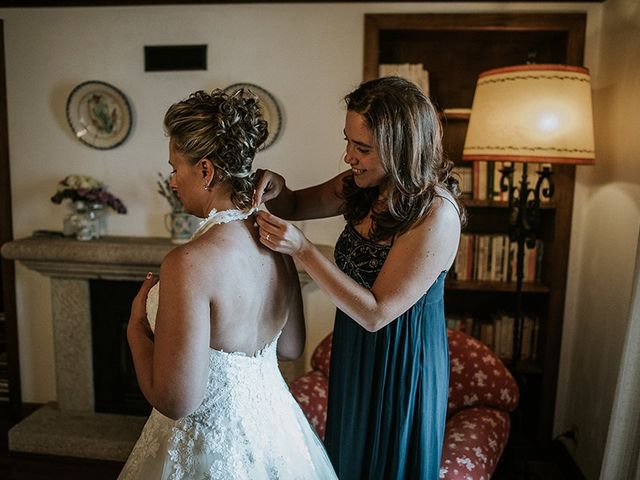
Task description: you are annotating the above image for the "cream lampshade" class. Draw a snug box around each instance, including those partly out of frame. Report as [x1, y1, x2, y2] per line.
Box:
[462, 64, 595, 165]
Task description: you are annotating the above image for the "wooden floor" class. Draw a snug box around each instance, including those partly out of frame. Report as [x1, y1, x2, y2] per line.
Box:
[0, 403, 584, 480]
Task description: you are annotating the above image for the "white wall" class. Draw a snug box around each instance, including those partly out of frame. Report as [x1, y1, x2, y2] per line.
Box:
[6, 2, 636, 478]
[555, 0, 640, 478]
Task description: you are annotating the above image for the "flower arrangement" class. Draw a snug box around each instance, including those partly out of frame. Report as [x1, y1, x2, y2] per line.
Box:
[50, 174, 127, 214]
[157, 172, 184, 213]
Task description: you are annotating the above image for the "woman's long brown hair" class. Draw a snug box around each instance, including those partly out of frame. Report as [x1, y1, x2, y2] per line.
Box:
[342, 76, 465, 241]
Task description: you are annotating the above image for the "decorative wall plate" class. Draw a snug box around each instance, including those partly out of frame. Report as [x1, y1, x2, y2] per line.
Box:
[223, 83, 282, 150]
[66, 80, 132, 150]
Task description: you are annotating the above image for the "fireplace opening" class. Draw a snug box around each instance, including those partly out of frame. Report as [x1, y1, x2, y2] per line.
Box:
[90, 279, 151, 416]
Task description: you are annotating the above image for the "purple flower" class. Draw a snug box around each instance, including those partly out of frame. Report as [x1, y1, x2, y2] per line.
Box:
[50, 175, 127, 214]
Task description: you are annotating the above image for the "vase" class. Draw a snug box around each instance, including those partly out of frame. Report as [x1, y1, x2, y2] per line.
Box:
[89, 203, 107, 238]
[64, 201, 102, 241]
[165, 211, 197, 244]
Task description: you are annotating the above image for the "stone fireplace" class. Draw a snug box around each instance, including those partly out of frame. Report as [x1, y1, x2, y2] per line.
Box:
[1, 235, 325, 461]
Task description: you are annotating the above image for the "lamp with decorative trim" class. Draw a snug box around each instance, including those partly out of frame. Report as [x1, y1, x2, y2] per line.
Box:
[462, 64, 595, 370]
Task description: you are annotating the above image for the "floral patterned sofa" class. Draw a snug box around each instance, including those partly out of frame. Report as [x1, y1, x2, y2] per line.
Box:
[289, 328, 519, 480]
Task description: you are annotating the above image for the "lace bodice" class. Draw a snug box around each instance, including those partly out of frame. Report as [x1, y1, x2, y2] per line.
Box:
[120, 209, 336, 479]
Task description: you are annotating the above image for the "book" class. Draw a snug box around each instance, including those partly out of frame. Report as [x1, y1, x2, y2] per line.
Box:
[378, 63, 430, 96]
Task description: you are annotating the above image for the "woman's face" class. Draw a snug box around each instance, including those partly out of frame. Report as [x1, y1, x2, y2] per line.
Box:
[343, 111, 386, 189]
[168, 137, 201, 213]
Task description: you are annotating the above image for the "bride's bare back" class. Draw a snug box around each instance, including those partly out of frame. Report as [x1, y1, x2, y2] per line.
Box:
[177, 216, 304, 358]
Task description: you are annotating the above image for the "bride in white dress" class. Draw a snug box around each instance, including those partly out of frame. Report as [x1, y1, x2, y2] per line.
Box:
[119, 90, 337, 479]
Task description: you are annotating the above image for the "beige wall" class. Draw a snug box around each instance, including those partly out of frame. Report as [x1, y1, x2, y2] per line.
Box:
[5, 2, 638, 478]
[555, 0, 640, 478]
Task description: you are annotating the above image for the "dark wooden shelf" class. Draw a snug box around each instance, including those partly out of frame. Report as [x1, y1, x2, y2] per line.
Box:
[508, 359, 544, 375]
[462, 199, 558, 210]
[439, 109, 471, 121]
[446, 279, 550, 294]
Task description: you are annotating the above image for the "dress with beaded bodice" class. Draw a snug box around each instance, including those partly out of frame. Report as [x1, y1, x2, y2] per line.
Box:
[118, 210, 337, 480]
[324, 223, 450, 479]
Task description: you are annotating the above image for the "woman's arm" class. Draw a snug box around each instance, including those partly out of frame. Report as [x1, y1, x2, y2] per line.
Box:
[253, 169, 349, 221]
[256, 198, 461, 332]
[127, 247, 212, 420]
[276, 254, 306, 361]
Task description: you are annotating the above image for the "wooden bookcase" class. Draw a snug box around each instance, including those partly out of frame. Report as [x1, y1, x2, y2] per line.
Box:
[364, 13, 586, 444]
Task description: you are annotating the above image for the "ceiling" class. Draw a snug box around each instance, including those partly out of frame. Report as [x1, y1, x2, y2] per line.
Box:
[0, 0, 605, 7]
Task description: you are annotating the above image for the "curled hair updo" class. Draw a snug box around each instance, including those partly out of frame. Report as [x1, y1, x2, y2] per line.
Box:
[342, 76, 465, 241]
[164, 89, 268, 210]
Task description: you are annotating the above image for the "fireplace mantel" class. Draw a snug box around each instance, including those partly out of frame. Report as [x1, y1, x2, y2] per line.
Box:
[1, 235, 332, 460]
[1, 235, 330, 284]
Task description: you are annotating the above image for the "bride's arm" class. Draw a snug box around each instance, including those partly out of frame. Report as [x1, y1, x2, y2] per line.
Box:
[127, 246, 212, 420]
[277, 255, 305, 361]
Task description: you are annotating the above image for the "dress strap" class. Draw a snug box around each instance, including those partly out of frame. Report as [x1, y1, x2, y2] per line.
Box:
[436, 194, 460, 216]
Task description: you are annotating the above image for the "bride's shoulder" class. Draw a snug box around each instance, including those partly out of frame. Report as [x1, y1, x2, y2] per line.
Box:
[161, 237, 229, 277]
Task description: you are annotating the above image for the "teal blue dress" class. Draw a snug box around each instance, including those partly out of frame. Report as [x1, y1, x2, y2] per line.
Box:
[324, 223, 449, 479]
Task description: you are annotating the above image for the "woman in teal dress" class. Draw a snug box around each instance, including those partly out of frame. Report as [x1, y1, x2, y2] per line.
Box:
[254, 76, 464, 479]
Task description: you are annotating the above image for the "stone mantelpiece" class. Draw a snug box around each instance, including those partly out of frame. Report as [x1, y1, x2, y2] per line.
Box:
[2, 235, 323, 283]
[4, 235, 191, 280]
[1, 235, 330, 460]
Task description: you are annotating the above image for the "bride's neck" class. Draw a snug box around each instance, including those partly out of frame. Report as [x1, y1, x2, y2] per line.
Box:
[200, 185, 237, 217]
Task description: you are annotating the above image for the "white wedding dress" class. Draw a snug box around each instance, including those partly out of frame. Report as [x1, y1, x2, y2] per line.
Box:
[118, 209, 337, 480]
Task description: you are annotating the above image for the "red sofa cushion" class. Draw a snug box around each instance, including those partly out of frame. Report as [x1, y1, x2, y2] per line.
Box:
[439, 407, 511, 480]
[289, 370, 329, 439]
[447, 329, 519, 416]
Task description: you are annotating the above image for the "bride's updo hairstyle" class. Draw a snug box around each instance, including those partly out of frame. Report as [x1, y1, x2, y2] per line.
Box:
[164, 89, 268, 210]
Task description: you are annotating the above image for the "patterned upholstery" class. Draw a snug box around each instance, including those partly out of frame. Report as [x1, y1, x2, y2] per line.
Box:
[447, 328, 519, 415]
[289, 370, 329, 439]
[289, 328, 519, 480]
[440, 408, 511, 480]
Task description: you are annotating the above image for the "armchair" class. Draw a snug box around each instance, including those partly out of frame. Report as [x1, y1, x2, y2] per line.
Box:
[289, 328, 519, 479]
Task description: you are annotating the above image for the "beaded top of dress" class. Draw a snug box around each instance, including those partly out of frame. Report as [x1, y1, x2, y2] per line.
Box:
[334, 223, 390, 289]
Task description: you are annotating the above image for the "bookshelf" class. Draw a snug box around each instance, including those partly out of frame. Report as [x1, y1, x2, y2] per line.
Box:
[364, 12, 586, 444]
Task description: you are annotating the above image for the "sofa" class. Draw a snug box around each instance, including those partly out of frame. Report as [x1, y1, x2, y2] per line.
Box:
[289, 328, 519, 480]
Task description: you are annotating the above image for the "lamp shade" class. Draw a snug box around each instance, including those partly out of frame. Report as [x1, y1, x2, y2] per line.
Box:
[462, 64, 595, 164]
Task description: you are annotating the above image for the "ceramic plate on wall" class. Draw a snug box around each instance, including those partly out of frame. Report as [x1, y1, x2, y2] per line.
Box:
[66, 80, 132, 150]
[223, 83, 282, 150]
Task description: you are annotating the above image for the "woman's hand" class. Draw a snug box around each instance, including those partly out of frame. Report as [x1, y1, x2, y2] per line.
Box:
[252, 169, 286, 208]
[128, 272, 157, 340]
[255, 210, 310, 257]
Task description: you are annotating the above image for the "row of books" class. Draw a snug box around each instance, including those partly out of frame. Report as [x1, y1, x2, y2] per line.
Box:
[453, 233, 543, 283]
[378, 63, 430, 96]
[447, 312, 540, 361]
[453, 162, 553, 201]
[453, 166, 473, 198]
